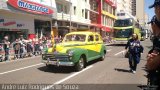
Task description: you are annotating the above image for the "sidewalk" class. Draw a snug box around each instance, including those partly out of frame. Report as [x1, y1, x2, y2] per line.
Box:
[0, 49, 15, 61]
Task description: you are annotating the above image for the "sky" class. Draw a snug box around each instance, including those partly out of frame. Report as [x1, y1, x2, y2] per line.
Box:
[145, 0, 154, 20]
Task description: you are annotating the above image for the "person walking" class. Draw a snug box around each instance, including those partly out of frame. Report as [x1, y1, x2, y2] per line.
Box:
[125, 34, 142, 74]
[19, 35, 26, 58]
[3, 36, 10, 61]
[26, 39, 33, 57]
[13, 39, 20, 59]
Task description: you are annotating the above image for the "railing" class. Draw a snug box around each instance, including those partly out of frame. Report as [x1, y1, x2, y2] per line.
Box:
[0, 42, 49, 62]
[103, 37, 115, 44]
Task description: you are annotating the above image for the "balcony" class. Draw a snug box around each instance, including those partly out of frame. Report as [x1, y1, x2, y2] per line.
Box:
[57, 13, 90, 25]
[112, 3, 117, 9]
[105, 0, 117, 8]
[105, 0, 113, 5]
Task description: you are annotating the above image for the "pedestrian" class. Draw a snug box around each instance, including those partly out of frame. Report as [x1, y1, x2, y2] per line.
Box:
[34, 38, 39, 55]
[3, 36, 10, 61]
[0, 41, 4, 61]
[13, 39, 20, 59]
[125, 33, 143, 74]
[146, 0, 160, 88]
[26, 39, 33, 57]
[19, 35, 26, 58]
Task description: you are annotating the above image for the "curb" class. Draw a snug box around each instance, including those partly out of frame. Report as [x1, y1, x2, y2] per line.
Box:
[105, 43, 114, 46]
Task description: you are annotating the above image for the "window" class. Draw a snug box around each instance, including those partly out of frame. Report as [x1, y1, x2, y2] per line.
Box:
[114, 19, 134, 27]
[109, 6, 112, 14]
[113, 9, 115, 15]
[95, 35, 99, 41]
[56, 3, 63, 13]
[103, 15, 105, 25]
[121, 13, 125, 16]
[82, 9, 84, 17]
[88, 35, 94, 42]
[106, 4, 108, 12]
[74, 6, 76, 15]
[64, 5, 68, 14]
[107, 17, 109, 26]
[85, 11, 88, 19]
[64, 34, 86, 42]
[40, 0, 44, 2]
[102, 1, 105, 10]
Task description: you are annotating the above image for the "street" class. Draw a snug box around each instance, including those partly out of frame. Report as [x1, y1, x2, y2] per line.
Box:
[0, 40, 151, 90]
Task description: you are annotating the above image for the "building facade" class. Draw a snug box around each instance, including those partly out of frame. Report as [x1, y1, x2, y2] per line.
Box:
[125, 0, 132, 14]
[144, 13, 150, 30]
[117, 0, 132, 13]
[55, 0, 117, 38]
[116, 0, 133, 19]
[55, 0, 92, 37]
[0, 0, 57, 42]
[131, 0, 145, 27]
[131, 0, 136, 16]
[0, 0, 118, 42]
[101, 0, 117, 37]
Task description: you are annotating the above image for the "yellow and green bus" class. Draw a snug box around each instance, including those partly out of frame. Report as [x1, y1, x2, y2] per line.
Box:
[113, 18, 141, 44]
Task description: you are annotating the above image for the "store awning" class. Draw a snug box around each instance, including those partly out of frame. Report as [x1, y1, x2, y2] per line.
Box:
[90, 23, 102, 28]
[85, 8, 99, 14]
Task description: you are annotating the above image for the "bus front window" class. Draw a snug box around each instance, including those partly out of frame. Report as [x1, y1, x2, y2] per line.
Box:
[114, 19, 133, 27]
[114, 28, 133, 38]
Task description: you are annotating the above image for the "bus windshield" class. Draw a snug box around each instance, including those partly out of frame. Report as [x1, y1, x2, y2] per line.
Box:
[114, 19, 133, 27]
[114, 28, 133, 38]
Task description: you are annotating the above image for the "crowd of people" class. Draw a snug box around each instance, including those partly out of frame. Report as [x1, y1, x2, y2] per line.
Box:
[0, 35, 63, 62]
[103, 36, 115, 44]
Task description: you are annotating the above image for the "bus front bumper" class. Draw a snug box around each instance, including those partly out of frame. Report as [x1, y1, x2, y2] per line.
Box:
[114, 40, 128, 44]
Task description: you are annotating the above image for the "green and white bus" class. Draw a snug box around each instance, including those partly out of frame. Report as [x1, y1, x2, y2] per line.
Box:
[113, 18, 141, 44]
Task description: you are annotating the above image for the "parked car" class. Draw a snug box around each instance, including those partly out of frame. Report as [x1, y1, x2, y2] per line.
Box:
[42, 31, 107, 71]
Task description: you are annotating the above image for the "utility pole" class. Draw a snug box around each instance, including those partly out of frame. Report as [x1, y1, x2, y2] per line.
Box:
[50, 0, 53, 32]
[50, 0, 54, 44]
[69, 0, 72, 32]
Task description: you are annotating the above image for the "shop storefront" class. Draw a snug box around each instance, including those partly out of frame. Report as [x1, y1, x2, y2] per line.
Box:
[101, 26, 112, 37]
[0, 0, 56, 42]
[0, 11, 33, 42]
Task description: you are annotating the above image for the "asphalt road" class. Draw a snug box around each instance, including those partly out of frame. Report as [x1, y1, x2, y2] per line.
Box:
[0, 39, 152, 90]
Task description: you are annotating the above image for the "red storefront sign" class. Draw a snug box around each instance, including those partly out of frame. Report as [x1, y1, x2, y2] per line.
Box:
[7, 0, 54, 15]
[103, 26, 111, 32]
[91, 23, 102, 28]
[28, 34, 36, 39]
